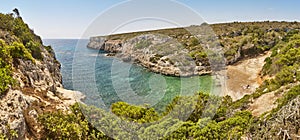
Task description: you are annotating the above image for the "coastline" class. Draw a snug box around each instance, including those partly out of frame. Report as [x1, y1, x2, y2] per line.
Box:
[87, 34, 213, 77]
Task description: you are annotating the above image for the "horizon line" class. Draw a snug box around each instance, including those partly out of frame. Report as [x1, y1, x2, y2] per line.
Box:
[42, 20, 300, 39]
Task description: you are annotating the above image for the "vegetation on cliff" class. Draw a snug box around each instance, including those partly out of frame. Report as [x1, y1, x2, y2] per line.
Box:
[0, 12, 44, 95]
[1, 9, 300, 139]
[49, 28, 300, 139]
[0, 10, 64, 139]
[91, 21, 300, 66]
[38, 103, 112, 140]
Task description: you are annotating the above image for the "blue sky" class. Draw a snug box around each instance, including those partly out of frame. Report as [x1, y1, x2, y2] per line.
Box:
[0, 0, 299, 39]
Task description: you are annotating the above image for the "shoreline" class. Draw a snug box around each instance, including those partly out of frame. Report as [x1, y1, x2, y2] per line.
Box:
[103, 51, 213, 78]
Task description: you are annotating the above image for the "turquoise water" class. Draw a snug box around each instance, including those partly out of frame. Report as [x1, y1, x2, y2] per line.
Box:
[43, 39, 212, 112]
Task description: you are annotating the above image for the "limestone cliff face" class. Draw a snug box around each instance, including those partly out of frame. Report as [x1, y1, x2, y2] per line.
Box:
[13, 47, 62, 91]
[0, 43, 84, 139]
[88, 34, 212, 77]
[87, 22, 297, 77]
[88, 36, 123, 53]
[87, 36, 106, 50]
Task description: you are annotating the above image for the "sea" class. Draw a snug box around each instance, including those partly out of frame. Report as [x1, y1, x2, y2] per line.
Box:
[43, 39, 212, 112]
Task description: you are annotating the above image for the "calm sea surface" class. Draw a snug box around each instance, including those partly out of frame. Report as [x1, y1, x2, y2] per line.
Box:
[43, 39, 212, 112]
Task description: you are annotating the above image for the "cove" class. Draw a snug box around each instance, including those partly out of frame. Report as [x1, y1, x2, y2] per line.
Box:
[44, 39, 212, 112]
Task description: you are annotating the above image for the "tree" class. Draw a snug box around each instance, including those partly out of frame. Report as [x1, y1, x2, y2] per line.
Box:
[12, 8, 20, 18]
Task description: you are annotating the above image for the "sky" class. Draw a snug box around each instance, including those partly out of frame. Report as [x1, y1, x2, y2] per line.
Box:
[0, 0, 299, 39]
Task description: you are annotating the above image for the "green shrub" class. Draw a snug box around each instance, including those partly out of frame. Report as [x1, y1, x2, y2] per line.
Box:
[111, 102, 159, 123]
[9, 42, 34, 62]
[0, 13, 14, 31]
[189, 37, 200, 46]
[0, 40, 12, 66]
[0, 65, 14, 94]
[12, 18, 35, 45]
[39, 103, 109, 140]
[0, 40, 14, 94]
[190, 111, 252, 139]
[163, 92, 221, 122]
[189, 51, 208, 60]
[44, 45, 54, 54]
[258, 33, 300, 93]
[26, 41, 43, 60]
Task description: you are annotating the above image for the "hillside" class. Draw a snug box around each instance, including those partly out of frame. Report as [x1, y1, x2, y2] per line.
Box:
[86, 22, 300, 139]
[86, 28, 300, 139]
[0, 11, 85, 139]
[0, 9, 300, 139]
[88, 21, 300, 77]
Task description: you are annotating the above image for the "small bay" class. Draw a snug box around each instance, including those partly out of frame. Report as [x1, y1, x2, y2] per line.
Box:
[43, 39, 212, 112]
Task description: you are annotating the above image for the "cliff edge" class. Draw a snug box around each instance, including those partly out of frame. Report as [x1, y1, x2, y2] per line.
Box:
[0, 11, 84, 139]
[87, 22, 300, 77]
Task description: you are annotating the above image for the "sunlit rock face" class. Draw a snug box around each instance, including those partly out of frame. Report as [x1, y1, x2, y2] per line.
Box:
[88, 34, 212, 77]
[0, 37, 84, 139]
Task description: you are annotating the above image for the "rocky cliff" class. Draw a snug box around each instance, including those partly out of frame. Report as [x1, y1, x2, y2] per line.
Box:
[0, 48, 85, 140]
[87, 22, 300, 77]
[0, 13, 84, 139]
[88, 34, 211, 77]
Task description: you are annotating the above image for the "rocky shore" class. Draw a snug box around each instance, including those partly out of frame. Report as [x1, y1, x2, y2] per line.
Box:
[88, 34, 212, 77]
[87, 22, 297, 77]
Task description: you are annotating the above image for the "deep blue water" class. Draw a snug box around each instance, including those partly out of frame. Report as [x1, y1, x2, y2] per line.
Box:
[43, 39, 212, 112]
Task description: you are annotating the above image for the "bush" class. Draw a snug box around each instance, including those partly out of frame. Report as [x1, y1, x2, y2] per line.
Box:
[9, 42, 34, 62]
[111, 102, 159, 123]
[190, 111, 252, 139]
[258, 33, 300, 93]
[0, 13, 14, 31]
[189, 37, 200, 46]
[39, 103, 109, 140]
[0, 40, 14, 94]
[12, 18, 35, 45]
[26, 41, 43, 60]
[0, 65, 14, 94]
[163, 92, 221, 122]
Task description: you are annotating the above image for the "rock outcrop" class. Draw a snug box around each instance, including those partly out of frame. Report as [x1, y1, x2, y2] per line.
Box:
[88, 37, 123, 53]
[13, 47, 62, 91]
[0, 42, 84, 139]
[87, 22, 300, 77]
[87, 36, 106, 50]
[0, 12, 87, 139]
[88, 34, 212, 77]
[0, 90, 28, 139]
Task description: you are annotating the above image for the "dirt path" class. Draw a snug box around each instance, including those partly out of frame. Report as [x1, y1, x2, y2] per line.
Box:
[248, 82, 300, 116]
[249, 92, 278, 116]
[225, 52, 271, 101]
